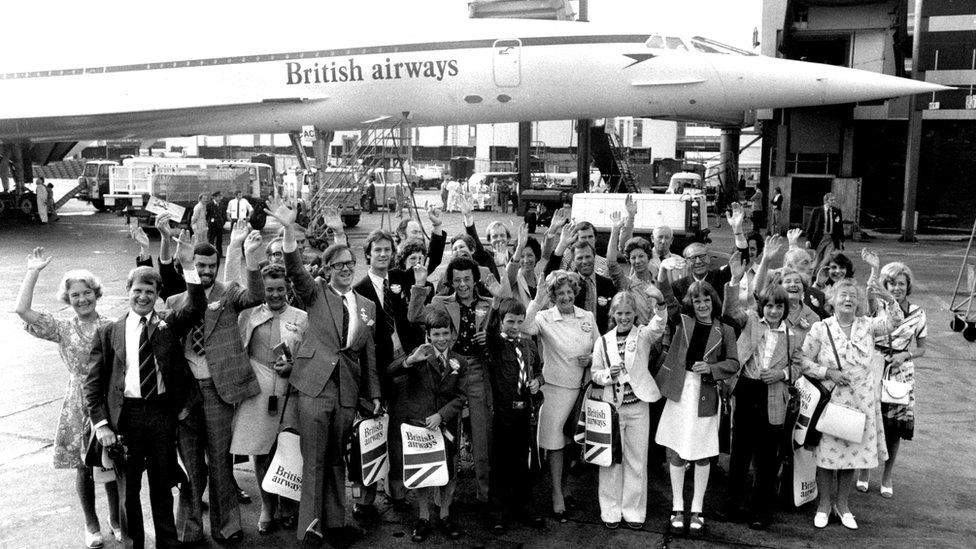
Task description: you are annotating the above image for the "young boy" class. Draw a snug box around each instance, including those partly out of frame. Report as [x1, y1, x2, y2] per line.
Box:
[390, 309, 467, 543]
[484, 297, 546, 533]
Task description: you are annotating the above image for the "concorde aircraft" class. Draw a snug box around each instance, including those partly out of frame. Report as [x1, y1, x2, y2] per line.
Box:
[0, 17, 946, 143]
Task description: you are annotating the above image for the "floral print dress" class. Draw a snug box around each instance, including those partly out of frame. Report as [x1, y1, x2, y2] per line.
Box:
[25, 312, 112, 469]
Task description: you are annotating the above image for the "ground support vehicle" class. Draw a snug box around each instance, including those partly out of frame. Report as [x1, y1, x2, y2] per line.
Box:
[571, 191, 710, 252]
[76, 160, 119, 211]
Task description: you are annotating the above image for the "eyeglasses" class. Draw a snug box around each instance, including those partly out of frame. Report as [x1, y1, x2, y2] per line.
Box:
[268, 251, 284, 259]
[686, 253, 709, 263]
[329, 260, 357, 272]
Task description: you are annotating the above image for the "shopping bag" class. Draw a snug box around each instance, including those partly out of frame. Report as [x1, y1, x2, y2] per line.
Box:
[261, 428, 303, 501]
[345, 415, 389, 487]
[792, 447, 819, 507]
[400, 423, 449, 489]
[793, 376, 830, 448]
[92, 446, 116, 484]
[582, 398, 621, 467]
[815, 401, 865, 443]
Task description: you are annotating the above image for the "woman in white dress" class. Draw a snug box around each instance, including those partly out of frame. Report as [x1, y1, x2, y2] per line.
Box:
[800, 278, 902, 530]
[653, 281, 738, 536]
[230, 264, 307, 534]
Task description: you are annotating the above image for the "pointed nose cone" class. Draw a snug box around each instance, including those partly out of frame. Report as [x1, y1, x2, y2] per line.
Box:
[809, 61, 951, 102]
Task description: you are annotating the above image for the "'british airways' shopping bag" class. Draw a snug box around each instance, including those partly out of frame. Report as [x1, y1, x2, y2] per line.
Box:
[346, 415, 389, 487]
[582, 398, 621, 467]
[400, 423, 449, 489]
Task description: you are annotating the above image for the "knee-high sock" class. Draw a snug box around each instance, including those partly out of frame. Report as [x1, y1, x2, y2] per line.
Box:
[669, 464, 685, 511]
[691, 464, 710, 513]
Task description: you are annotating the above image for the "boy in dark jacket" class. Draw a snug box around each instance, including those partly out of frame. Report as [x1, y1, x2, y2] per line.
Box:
[484, 297, 545, 533]
[390, 309, 467, 543]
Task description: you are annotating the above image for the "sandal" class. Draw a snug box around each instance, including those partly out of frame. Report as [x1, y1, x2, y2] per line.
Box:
[668, 511, 685, 535]
[688, 513, 705, 535]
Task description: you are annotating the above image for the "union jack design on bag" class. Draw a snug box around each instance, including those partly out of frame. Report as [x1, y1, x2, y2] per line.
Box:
[400, 423, 449, 489]
[345, 415, 389, 487]
[583, 398, 621, 467]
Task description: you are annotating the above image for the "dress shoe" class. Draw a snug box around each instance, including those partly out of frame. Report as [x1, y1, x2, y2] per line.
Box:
[523, 515, 546, 530]
[856, 480, 869, 493]
[880, 484, 893, 498]
[813, 511, 829, 529]
[213, 530, 243, 544]
[833, 505, 858, 530]
[440, 516, 462, 540]
[491, 520, 506, 535]
[236, 488, 251, 504]
[84, 530, 104, 549]
[108, 523, 123, 542]
[258, 518, 276, 535]
[626, 521, 644, 530]
[553, 510, 569, 524]
[411, 519, 432, 543]
[603, 521, 620, 530]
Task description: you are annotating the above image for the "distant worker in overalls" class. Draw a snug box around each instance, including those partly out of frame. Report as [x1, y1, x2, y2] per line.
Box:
[35, 177, 49, 224]
[365, 175, 377, 214]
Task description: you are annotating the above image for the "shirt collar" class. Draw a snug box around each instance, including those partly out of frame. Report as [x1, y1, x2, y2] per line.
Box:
[330, 284, 352, 298]
[127, 310, 154, 327]
[760, 318, 787, 333]
[367, 270, 387, 288]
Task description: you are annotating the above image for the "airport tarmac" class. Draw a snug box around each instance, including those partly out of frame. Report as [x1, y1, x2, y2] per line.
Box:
[1, 188, 974, 548]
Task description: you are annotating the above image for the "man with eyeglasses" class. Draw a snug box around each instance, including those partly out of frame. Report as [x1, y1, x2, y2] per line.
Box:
[265, 198, 380, 546]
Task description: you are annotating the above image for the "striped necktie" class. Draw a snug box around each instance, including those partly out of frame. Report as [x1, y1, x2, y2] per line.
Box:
[139, 316, 159, 398]
[382, 279, 396, 336]
[504, 334, 527, 393]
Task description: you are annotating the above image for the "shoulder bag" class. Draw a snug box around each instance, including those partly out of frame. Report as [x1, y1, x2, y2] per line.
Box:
[262, 390, 303, 501]
[880, 335, 912, 405]
[814, 325, 866, 443]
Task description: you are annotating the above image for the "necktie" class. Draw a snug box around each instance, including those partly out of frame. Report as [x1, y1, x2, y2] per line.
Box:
[382, 279, 396, 336]
[190, 318, 206, 356]
[139, 317, 159, 398]
[826, 207, 832, 234]
[514, 341, 527, 393]
[585, 277, 597, 315]
[441, 354, 449, 377]
[340, 294, 350, 345]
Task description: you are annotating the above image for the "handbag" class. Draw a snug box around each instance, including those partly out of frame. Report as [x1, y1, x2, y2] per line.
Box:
[814, 325, 867, 444]
[262, 391, 303, 501]
[345, 414, 390, 487]
[881, 360, 911, 405]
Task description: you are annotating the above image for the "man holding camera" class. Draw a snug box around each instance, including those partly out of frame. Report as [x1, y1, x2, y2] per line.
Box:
[84, 232, 204, 549]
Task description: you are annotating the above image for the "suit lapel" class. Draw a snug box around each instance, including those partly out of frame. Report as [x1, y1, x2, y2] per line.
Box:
[204, 283, 225, 338]
[704, 323, 723, 359]
[113, 314, 128, 369]
[244, 305, 273, 349]
[446, 297, 461, 333]
[322, 282, 345, 342]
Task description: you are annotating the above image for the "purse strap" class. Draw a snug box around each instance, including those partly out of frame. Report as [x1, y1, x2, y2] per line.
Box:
[278, 387, 292, 427]
[825, 324, 843, 372]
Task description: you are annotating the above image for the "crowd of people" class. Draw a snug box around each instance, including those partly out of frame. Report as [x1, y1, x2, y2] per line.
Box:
[15, 190, 926, 548]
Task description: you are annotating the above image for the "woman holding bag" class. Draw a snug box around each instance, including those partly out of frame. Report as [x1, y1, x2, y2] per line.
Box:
[855, 260, 926, 498]
[800, 278, 903, 530]
[522, 270, 599, 523]
[590, 291, 666, 530]
[653, 280, 739, 536]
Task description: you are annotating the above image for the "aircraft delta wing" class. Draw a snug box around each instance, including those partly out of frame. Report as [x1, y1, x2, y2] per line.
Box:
[0, 19, 948, 141]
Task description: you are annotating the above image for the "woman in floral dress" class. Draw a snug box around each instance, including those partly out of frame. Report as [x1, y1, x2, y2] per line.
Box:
[800, 278, 903, 531]
[15, 247, 120, 548]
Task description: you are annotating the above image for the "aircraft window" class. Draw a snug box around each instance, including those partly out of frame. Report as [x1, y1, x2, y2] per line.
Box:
[665, 37, 688, 51]
[645, 34, 665, 49]
[690, 36, 757, 56]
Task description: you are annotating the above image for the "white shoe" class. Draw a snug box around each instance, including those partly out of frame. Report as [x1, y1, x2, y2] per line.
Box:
[856, 480, 869, 492]
[814, 511, 829, 528]
[84, 530, 104, 549]
[833, 505, 858, 530]
[880, 484, 893, 498]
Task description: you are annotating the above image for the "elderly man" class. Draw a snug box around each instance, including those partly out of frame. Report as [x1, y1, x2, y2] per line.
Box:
[668, 206, 750, 305]
[805, 192, 844, 265]
[648, 225, 677, 279]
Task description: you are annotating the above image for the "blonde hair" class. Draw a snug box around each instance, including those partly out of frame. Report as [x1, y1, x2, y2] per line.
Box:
[880, 262, 914, 296]
[546, 270, 581, 303]
[57, 270, 103, 304]
[607, 290, 640, 330]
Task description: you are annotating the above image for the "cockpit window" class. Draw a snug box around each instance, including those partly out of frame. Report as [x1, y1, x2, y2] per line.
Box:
[665, 37, 688, 51]
[690, 36, 757, 56]
[645, 34, 665, 49]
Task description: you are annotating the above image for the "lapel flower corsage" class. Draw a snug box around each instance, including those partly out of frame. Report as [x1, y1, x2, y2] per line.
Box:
[597, 296, 609, 307]
[207, 301, 222, 311]
[156, 319, 168, 330]
[798, 318, 811, 330]
[625, 339, 637, 353]
[390, 283, 401, 295]
[360, 307, 375, 326]
[449, 358, 461, 374]
[284, 321, 299, 332]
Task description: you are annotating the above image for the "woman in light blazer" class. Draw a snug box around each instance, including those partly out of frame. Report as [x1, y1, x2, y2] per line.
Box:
[590, 291, 666, 530]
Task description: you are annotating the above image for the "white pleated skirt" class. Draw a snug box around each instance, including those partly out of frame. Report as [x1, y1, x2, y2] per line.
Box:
[654, 371, 719, 461]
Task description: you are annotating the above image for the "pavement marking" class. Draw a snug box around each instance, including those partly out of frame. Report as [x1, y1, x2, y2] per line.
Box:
[0, 431, 54, 444]
[0, 397, 59, 420]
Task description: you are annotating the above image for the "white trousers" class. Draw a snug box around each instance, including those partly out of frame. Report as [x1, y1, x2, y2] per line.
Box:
[598, 401, 650, 523]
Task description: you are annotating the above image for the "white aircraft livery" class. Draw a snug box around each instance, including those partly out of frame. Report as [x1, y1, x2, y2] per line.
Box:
[0, 17, 947, 141]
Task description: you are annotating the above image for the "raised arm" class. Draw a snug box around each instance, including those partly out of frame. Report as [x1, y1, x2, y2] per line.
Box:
[867, 281, 904, 334]
[753, 234, 785, 297]
[425, 204, 446, 271]
[14, 247, 53, 325]
[223, 218, 250, 287]
[545, 221, 577, 276]
[606, 211, 628, 290]
[265, 197, 318, 303]
[407, 263, 432, 324]
[727, 202, 749, 252]
[226, 230, 266, 311]
[722, 252, 748, 330]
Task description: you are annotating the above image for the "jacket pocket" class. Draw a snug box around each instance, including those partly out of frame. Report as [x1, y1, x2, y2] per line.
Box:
[295, 346, 316, 359]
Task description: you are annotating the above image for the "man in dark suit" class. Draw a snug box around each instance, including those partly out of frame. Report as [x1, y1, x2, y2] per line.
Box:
[85, 237, 204, 549]
[544, 223, 620, 333]
[206, 191, 225, 256]
[156, 222, 266, 544]
[266, 199, 381, 544]
[351, 229, 421, 517]
[805, 192, 844, 265]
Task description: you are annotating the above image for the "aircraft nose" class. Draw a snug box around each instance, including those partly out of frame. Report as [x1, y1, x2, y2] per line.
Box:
[800, 60, 951, 102]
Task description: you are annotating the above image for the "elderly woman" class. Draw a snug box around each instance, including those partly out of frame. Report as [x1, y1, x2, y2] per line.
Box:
[506, 223, 543, 306]
[754, 237, 822, 342]
[654, 281, 738, 536]
[854, 259, 926, 498]
[801, 278, 903, 530]
[590, 291, 666, 530]
[523, 270, 599, 522]
[230, 264, 307, 534]
[15, 248, 120, 548]
[783, 246, 829, 318]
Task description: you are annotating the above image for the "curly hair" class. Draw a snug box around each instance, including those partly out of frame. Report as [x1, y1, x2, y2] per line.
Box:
[880, 262, 914, 296]
[546, 270, 581, 303]
[445, 256, 481, 289]
[58, 270, 103, 304]
[623, 237, 653, 260]
[395, 239, 428, 270]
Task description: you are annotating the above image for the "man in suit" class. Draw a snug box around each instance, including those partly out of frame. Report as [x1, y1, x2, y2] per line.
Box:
[544, 223, 620, 334]
[85, 237, 204, 549]
[407, 256, 498, 504]
[805, 192, 844, 265]
[351, 230, 420, 517]
[158, 223, 266, 543]
[266, 199, 381, 544]
[206, 191, 225, 256]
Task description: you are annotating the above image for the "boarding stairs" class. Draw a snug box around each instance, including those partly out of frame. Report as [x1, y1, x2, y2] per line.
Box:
[589, 125, 639, 194]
